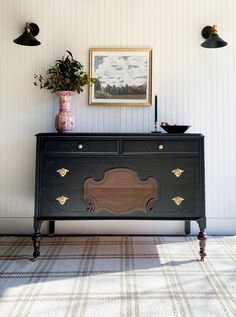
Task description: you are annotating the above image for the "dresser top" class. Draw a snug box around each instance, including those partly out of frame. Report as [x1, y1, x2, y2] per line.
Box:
[36, 132, 204, 138]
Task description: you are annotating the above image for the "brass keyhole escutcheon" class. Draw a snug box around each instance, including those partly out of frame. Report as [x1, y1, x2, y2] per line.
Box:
[57, 168, 69, 177]
[56, 196, 69, 205]
[172, 196, 184, 206]
[172, 168, 184, 178]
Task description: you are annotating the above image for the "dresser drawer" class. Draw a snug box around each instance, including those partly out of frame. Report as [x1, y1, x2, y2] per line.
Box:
[123, 140, 199, 153]
[38, 156, 201, 219]
[43, 139, 118, 153]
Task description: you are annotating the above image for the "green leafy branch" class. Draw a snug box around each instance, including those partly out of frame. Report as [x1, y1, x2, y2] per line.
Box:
[34, 50, 95, 94]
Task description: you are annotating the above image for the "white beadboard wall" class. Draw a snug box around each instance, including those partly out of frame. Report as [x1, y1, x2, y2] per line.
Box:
[0, 0, 236, 235]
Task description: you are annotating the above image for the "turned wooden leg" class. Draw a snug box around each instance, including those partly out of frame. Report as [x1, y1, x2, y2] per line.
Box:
[197, 231, 207, 261]
[196, 218, 207, 261]
[32, 222, 42, 261]
[49, 221, 55, 236]
[185, 220, 191, 235]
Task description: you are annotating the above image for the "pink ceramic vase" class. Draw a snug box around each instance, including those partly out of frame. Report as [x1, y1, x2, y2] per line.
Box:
[55, 91, 75, 132]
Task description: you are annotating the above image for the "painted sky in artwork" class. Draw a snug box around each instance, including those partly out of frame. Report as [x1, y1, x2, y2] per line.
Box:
[94, 55, 148, 88]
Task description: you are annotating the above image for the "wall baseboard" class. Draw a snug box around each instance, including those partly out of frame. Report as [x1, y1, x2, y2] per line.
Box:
[0, 218, 235, 235]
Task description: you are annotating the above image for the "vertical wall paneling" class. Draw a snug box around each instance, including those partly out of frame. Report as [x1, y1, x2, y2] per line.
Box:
[0, 0, 235, 233]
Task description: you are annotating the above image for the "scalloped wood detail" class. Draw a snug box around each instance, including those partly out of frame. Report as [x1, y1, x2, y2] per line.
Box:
[84, 168, 157, 215]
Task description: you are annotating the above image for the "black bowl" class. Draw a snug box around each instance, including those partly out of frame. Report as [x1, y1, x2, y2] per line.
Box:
[160, 125, 191, 133]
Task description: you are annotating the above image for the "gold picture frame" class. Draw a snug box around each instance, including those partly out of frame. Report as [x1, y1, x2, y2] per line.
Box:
[89, 48, 152, 106]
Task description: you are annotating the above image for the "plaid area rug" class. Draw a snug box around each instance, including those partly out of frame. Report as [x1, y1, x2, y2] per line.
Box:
[0, 236, 235, 317]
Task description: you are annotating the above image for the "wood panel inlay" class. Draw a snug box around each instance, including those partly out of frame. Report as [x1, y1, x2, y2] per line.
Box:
[84, 168, 157, 215]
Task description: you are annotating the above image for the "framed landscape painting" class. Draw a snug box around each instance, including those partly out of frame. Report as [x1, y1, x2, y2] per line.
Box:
[89, 48, 152, 105]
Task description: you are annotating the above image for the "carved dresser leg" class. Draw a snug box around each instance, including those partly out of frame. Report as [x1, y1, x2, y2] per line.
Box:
[185, 220, 191, 235]
[32, 225, 42, 261]
[197, 231, 207, 261]
[49, 220, 55, 236]
[196, 218, 207, 261]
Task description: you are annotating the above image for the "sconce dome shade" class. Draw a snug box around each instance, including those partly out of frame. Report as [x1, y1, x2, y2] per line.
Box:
[13, 22, 41, 46]
[201, 25, 227, 48]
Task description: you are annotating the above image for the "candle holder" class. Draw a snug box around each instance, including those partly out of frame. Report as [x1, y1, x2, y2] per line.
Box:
[151, 121, 161, 133]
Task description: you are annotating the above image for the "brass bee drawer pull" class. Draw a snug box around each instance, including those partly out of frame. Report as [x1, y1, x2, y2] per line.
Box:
[57, 168, 69, 177]
[78, 144, 83, 149]
[159, 144, 164, 150]
[56, 196, 69, 205]
[172, 168, 184, 178]
[172, 196, 184, 206]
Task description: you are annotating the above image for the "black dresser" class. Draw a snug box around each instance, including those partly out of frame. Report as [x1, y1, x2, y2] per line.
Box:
[33, 133, 206, 260]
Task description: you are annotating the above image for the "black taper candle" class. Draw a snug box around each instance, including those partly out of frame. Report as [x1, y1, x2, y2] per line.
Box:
[154, 95, 158, 122]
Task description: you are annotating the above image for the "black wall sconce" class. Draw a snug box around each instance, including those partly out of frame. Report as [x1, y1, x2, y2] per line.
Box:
[201, 25, 227, 48]
[13, 22, 41, 46]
